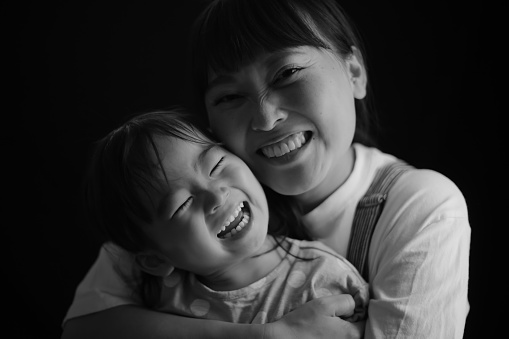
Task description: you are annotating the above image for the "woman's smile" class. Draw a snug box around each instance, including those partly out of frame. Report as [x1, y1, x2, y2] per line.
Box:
[258, 131, 311, 159]
[256, 131, 313, 166]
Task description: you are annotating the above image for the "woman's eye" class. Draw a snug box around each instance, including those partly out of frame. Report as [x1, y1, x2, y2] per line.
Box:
[210, 157, 225, 176]
[214, 94, 242, 106]
[173, 197, 193, 217]
[274, 67, 303, 84]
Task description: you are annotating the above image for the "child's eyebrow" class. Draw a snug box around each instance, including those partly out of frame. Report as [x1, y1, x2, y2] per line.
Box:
[157, 144, 217, 219]
[195, 144, 215, 173]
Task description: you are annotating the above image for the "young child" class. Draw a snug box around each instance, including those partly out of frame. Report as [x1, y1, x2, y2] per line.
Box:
[79, 109, 369, 324]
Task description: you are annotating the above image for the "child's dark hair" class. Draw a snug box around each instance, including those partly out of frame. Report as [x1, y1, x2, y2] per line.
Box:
[84, 108, 217, 307]
[190, 0, 377, 148]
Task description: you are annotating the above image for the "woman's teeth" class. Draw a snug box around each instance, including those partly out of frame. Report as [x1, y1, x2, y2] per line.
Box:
[217, 202, 250, 239]
[261, 132, 307, 158]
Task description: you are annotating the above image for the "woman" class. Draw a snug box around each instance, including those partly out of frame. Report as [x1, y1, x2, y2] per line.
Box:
[62, 0, 470, 338]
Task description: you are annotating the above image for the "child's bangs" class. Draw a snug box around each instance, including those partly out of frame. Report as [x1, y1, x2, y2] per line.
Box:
[115, 111, 218, 225]
[196, 0, 329, 75]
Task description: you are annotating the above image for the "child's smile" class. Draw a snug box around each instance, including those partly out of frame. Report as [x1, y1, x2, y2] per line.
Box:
[217, 201, 251, 239]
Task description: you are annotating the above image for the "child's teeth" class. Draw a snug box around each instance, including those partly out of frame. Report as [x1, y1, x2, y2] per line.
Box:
[223, 204, 243, 227]
[218, 202, 251, 239]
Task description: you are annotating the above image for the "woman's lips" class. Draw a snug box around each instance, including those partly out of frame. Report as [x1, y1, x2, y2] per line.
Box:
[259, 132, 310, 158]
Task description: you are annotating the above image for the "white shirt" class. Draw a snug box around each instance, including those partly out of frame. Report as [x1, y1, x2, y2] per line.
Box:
[64, 144, 470, 338]
[304, 144, 471, 338]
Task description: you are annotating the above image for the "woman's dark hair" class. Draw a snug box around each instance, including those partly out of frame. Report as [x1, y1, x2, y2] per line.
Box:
[189, 0, 378, 238]
[84, 109, 217, 307]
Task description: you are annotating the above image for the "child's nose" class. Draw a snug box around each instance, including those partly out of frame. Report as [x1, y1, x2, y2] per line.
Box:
[207, 186, 230, 214]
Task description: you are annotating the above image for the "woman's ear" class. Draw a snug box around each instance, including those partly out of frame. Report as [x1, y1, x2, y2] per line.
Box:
[135, 251, 174, 277]
[347, 46, 367, 99]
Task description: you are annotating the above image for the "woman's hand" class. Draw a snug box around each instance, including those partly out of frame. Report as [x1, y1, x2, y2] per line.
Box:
[264, 295, 365, 339]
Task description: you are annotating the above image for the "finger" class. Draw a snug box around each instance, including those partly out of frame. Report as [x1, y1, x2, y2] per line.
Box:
[315, 294, 355, 317]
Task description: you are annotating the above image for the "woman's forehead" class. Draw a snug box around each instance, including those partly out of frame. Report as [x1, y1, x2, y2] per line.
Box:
[206, 47, 316, 82]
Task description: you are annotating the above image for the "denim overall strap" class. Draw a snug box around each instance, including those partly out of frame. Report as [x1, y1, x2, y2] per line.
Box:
[346, 161, 413, 281]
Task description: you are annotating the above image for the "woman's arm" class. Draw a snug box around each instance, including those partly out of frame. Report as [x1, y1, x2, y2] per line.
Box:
[62, 295, 362, 339]
[365, 170, 470, 338]
[61, 305, 264, 339]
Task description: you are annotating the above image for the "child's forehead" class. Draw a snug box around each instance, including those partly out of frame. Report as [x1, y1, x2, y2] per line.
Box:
[153, 136, 217, 173]
[154, 136, 209, 159]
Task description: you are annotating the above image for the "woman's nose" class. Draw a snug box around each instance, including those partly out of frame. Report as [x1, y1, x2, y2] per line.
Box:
[250, 96, 287, 131]
[206, 186, 230, 214]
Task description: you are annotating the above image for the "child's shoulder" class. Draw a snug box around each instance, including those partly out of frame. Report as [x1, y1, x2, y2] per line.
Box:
[286, 238, 339, 258]
[281, 238, 367, 288]
[282, 237, 360, 273]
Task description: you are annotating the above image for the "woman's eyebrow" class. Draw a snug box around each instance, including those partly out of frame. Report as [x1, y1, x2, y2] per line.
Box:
[205, 49, 308, 94]
[267, 49, 305, 61]
[205, 74, 235, 95]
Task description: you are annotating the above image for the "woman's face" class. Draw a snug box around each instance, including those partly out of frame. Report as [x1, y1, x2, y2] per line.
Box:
[204, 46, 366, 209]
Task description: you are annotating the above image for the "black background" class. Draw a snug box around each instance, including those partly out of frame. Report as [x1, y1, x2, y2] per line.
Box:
[8, 0, 505, 338]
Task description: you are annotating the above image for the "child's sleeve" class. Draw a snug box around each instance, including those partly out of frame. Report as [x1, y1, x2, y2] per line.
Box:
[299, 240, 370, 322]
[62, 242, 142, 326]
[328, 254, 370, 322]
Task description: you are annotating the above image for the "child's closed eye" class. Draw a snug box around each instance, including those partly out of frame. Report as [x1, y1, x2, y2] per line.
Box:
[210, 157, 225, 176]
[173, 197, 193, 218]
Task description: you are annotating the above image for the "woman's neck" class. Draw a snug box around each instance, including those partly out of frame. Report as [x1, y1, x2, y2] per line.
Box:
[296, 146, 355, 214]
[197, 237, 284, 291]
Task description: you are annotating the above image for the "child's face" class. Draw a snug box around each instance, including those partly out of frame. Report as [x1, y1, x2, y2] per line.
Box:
[143, 135, 269, 278]
[204, 46, 366, 202]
